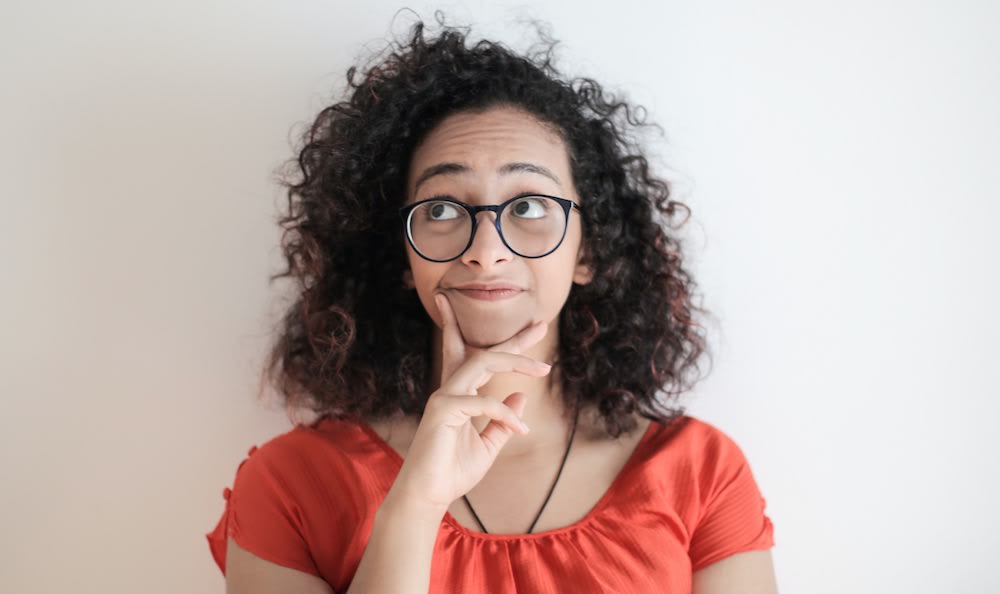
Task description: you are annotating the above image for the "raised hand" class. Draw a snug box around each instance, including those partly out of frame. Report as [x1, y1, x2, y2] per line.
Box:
[386, 292, 551, 513]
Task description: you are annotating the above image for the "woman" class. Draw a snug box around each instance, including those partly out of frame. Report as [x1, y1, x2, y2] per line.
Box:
[207, 14, 777, 594]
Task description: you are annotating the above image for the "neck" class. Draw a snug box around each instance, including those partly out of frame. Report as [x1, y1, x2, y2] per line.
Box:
[429, 318, 575, 461]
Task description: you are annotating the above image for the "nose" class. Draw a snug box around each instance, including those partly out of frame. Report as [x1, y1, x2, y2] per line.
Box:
[460, 211, 513, 269]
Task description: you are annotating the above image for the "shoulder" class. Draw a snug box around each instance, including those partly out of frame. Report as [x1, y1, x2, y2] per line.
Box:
[637, 414, 765, 505]
[672, 416, 775, 570]
[236, 419, 333, 468]
[230, 416, 377, 494]
[208, 417, 389, 584]
[645, 414, 750, 461]
[252, 415, 379, 457]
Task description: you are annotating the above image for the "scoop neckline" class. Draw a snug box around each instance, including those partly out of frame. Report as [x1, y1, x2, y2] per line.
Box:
[352, 415, 662, 541]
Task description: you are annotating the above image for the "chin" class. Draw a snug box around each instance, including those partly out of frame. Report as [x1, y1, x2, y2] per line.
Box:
[459, 325, 518, 349]
[457, 314, 533, 349]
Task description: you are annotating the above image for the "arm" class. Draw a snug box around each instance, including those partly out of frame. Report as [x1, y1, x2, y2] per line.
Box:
[344, 295, 542, 593]
[225, 296, 543, 593]
[692, 550, 778, 594]
[224, 493, 445, 594]
[688, 422, 777, 594]
[225, 537, 334, 594]
[226, 497, 445, 594]
[344, 491, 447, 594]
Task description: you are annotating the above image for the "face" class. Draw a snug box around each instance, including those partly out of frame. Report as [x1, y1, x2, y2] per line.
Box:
[402, 105, 592, 349]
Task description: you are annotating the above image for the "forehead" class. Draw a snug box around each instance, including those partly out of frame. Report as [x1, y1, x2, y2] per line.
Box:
[407, 106, 572, 194]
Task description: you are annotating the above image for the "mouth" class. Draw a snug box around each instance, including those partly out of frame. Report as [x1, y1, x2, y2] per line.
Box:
[452, 283, 524, 301]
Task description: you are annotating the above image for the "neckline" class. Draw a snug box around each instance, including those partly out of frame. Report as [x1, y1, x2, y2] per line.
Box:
[353, 415, 662, 541]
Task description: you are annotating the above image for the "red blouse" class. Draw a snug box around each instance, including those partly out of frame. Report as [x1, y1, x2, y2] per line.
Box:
[206, 415, 774, 593]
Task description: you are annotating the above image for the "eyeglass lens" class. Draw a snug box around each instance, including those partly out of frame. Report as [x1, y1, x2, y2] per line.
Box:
[408, 196, 566, 260]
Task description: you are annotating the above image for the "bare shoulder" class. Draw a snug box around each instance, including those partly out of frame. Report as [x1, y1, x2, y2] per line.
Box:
[692, 549, 778, 594]
[225, 537, 334, 594]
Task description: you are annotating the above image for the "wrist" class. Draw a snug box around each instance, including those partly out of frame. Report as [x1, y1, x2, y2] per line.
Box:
[378, 488, 449, 528]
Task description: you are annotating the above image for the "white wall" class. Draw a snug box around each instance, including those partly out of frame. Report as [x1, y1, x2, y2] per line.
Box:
[3, 1, 997, 593]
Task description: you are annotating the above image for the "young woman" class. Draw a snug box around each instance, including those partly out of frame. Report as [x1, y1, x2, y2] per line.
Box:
[207, 16, 777, 594]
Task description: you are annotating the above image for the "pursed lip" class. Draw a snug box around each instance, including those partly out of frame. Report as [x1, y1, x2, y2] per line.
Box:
[448, 282, 526, 302]
[451, 282, 525, 291]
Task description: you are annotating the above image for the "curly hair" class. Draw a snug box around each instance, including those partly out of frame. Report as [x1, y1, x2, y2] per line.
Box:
[264, 13, 710, 438]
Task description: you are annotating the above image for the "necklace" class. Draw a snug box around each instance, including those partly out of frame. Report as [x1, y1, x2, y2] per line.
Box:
[462, 407, 580, 534]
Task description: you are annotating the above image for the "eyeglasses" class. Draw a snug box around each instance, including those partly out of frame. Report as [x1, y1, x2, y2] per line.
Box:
[399, 194, 583, 262]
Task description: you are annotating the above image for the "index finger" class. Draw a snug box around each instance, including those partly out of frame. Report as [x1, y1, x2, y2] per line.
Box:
[487, 319, 548, 356]
[435, 292, 466, 381]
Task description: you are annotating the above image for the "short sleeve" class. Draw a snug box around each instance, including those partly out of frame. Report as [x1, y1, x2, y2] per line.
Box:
[205, 444, 321, 577]
[688, 431, 775, 572]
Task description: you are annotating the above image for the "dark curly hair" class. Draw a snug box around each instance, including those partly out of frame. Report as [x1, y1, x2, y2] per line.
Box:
[264, 13, 710, 438]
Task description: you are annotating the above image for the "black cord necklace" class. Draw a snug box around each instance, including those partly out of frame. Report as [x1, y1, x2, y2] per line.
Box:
[462, 407, 580, 534]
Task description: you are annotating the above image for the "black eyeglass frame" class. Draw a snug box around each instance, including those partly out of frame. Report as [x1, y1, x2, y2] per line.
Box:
[398, 193, 583, 263]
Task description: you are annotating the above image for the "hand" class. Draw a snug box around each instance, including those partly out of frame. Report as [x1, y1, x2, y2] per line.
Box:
[386, 292, 551, 513]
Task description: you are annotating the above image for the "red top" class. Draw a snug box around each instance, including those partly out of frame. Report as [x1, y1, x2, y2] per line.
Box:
[206, 414, 774, 593]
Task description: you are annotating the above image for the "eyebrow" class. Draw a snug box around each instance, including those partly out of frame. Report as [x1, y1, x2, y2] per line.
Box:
[412, 161, 562, 194]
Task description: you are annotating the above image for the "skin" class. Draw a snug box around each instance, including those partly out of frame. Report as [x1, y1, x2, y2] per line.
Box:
[224, 105, 779, 593]
[401, 104, 593, 461]
[403, 105, 593, 348]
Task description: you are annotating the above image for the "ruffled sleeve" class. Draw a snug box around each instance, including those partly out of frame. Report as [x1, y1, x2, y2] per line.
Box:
[688, 428, 775, 572]
[205, 443, 321, 577]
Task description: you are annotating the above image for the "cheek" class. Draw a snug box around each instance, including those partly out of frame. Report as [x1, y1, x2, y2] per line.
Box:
[406, 257, 445, 324]
[536, 254, 579, 313]
[556, 227, 587, 297]
[412, 283, 441, 327]
[404, 246, 431, 287]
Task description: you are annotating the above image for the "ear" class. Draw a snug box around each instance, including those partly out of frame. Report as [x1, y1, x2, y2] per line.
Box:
[573, 244, 594, 285]
[402, 268, 415, 289]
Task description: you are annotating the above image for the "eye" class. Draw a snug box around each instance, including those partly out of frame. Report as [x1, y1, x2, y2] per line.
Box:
[424, 201, 462, 221]
[510, 197, 548, 219]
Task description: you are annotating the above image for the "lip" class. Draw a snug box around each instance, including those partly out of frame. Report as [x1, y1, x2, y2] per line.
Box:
[449, 282, 525, 302]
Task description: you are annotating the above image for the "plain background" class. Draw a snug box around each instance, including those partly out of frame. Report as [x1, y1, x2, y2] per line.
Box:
[2, 1, 997, 593]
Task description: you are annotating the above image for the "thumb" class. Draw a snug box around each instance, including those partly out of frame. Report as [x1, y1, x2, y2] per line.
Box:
[435, 293, 466, 383]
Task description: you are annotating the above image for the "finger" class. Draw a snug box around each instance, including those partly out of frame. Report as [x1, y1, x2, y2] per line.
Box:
[502, 391, 528, 419]
[433, 393, 530, 434]
[479, 392, 528, 456]
[442, 351, 551, 395]
[435, 293, 465, 381]
[478, 392, 529, 454]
